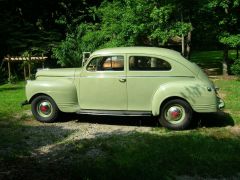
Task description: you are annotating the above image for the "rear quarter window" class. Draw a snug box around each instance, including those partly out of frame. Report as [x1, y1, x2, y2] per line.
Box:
[129, 56, 171, 71]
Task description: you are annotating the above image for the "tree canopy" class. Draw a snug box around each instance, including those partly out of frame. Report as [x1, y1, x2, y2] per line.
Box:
[0, 0, 240, 74]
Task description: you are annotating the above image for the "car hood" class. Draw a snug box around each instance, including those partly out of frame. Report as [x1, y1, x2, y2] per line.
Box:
[36, 68, 78, 78]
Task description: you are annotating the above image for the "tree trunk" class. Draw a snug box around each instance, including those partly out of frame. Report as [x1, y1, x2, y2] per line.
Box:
[181, 34, 185, 56]
[223, 46, 228, 76]
[181, 12, 185, 56]
[186, 30, 192, 59]
[221, 7, 230, 76]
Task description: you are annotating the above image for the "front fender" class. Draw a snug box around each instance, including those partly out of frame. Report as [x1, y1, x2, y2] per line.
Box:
[151, 80, 218, 116]
[26, 79, 79, 112]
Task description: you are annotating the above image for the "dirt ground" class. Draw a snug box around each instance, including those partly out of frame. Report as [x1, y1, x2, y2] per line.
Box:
[21, 110, 156, 154]
[20, 109, 236, 155]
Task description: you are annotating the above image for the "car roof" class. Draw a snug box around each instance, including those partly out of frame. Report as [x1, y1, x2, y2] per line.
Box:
[91, 47, 184, 60]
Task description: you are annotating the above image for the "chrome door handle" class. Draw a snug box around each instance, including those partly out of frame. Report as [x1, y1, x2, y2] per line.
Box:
[119, 78, 126, 82]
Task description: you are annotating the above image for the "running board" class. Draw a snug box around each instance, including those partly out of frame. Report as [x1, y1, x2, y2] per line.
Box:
[77, 110, 152, 116]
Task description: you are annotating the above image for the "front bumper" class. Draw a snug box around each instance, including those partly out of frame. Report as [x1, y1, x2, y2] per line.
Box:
[21, 100, 29, 107]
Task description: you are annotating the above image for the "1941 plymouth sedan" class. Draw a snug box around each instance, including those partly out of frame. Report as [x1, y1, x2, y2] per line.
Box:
[23, 47, 224, 130]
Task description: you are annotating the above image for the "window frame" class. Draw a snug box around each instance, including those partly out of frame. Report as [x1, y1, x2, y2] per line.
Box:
[86, 55, 125, 72]
[128, 54, 172, 72]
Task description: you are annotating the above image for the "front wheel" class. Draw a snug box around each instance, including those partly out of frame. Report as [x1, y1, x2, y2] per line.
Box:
[159, 99, 192, 130]
[31, 95, 60, 123]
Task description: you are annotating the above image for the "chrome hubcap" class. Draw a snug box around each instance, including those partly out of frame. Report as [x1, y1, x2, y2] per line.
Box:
[165, 105, 185, 124]
[37, 101, 52, 117]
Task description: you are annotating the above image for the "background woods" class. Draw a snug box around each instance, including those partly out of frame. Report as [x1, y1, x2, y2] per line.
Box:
[0, 0, 239, 81]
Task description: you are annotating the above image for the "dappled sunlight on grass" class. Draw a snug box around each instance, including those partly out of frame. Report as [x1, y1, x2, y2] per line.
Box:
[1, 120, 240, 179]
[0, 82, 29, 119]
[190, 50, 237, 75]
[3, 128, 238, 179]
[191, 50, 223, 63]
[215, 79, 240, 119]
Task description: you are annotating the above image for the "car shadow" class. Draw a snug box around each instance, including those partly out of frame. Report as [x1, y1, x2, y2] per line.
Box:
[59, 113, 159, 127]
[195, 111, 235, 128]
[59, 111, 234, 128]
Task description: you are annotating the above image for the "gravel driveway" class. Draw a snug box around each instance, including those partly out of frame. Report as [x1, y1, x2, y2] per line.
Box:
[21, 110, 156, 155]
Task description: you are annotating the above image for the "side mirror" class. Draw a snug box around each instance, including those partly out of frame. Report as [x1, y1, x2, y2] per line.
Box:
[82, 52, 91, 67]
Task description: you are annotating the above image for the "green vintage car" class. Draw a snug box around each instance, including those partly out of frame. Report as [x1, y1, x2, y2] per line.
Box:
[23, 47, 224, 130]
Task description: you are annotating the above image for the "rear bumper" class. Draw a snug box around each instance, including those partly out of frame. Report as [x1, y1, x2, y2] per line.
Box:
[215, 86, 224, 110]
[217, 97, 225, 110]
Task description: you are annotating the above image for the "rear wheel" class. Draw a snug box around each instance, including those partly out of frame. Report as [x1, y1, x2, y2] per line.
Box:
[31, 95, 59, 123]
[159, 99, 192, 130]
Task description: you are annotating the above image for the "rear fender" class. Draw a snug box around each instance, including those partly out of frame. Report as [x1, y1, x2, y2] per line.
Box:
[151, 80, 217, 116]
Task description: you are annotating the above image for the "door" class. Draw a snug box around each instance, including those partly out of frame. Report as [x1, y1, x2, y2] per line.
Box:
[126, 54, 173, 111]
[79, 55, 127, 110]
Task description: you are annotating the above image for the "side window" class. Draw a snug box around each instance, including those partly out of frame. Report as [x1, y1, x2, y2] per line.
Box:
[87, 56, 124, 71]
[129, 56, 171, 71]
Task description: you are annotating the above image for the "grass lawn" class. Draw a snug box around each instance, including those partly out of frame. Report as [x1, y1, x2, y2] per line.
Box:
[0, 82, 29, 118]
[190, 50, 237, 75]
[191, 50, 237, 63]
[215, 78, 240, 123]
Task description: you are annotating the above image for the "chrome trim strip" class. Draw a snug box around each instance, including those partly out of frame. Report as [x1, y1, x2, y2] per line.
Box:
[78, 75, 195, 78]
[127, 75, 195, 78]
[38, 75, 195, 79]
[77, 110, 152, 116]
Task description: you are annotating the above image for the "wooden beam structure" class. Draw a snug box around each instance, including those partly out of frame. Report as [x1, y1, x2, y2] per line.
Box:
[3, 55, 48, 82]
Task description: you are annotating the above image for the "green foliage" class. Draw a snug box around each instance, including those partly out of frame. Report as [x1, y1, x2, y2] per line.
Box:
[220, 34, 240, 48]
[0, 0, 239, 69]
[52, 33, 82, 67]
[205, 0, 240, 74]
[98, 0, 147, 46]
[150, 5, 192, 44]
[205, 0, 240, 47]
[52, 24, 104, 67]
[231, 58, 240, 76]
[8, 75, 19, 84]
[53, 0, 195, 67]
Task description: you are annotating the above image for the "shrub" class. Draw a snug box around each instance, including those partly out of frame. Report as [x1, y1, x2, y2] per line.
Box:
[231, 58, 240, 76]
